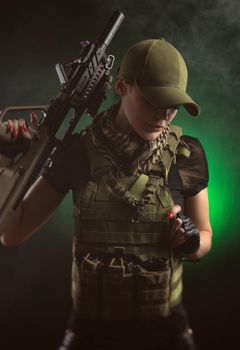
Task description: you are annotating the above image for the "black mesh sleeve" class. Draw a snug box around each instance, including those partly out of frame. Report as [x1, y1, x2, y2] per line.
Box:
[42, 133, 91, 194]
[176, 136, 209, 197]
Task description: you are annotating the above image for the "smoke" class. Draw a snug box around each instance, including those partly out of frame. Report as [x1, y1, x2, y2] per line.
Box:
[0, 0, 239, 106]
[110, 0, 240, 92]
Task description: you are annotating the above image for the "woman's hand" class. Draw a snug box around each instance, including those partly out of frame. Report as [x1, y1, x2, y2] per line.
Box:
[167, 205, 187, 249]
[0, 113, 37, 166]
[167, 188, 213, 259]
[167, 205, 201, 254]
[6, 118, 32, 140]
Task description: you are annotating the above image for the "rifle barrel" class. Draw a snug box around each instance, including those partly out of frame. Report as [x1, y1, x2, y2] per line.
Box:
[96, 11, 125, 51]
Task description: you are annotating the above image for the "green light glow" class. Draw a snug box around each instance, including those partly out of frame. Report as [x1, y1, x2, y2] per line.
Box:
[175, 77, 239, 245]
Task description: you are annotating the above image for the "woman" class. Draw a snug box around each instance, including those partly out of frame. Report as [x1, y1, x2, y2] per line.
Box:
[0, 38, 212, 349]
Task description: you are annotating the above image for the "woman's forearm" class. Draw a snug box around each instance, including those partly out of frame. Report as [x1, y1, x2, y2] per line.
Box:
[187, 229, 212, 260]
[0, 176, 65, 246]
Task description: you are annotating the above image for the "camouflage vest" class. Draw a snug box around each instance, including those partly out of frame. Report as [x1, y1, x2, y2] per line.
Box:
[71, 125, 190, 320]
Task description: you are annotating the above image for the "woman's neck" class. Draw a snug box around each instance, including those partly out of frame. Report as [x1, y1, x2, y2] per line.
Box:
[114, 103, 132, 133]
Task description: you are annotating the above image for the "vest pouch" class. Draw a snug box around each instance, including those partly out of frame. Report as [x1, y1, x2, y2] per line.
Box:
[77, 256, 102, 317]
[101, 264, 134, 320]
[135, 266, 171, 319]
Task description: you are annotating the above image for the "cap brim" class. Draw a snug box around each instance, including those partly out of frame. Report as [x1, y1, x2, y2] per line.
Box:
[138, 85, 200, 117]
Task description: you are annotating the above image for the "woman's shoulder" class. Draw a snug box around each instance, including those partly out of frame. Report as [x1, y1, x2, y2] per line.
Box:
[180, 135, 208, 164]
[177, 135, 209, 196]
[181, 134, 204, 149]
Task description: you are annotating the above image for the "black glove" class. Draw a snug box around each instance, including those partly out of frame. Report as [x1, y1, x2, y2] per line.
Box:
[177, 213, 200, 254]
[0, 138, 31, 158]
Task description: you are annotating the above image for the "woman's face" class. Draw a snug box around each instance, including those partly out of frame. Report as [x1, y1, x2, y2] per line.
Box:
[115, 80, 178, 141]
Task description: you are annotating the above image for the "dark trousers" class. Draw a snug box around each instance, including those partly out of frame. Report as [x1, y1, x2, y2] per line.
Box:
[58, 304, 197, 350]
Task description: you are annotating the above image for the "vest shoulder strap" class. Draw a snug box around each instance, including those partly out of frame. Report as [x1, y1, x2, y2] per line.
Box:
[161, 125, 182, 177]
[83, 130, 113, 178]
[150, 124, 190, 178]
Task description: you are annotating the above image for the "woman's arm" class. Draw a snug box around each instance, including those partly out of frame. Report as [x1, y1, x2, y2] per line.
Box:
[0, 176, 65, 246]
[169, 188, 212, 260]
[184, 187, 212, 260]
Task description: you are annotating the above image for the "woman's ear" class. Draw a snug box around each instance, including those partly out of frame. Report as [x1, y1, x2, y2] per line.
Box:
[115, 79, 128, 96]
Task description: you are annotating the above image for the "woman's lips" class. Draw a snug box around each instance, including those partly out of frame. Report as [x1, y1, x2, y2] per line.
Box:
[145, 123, 163, 131]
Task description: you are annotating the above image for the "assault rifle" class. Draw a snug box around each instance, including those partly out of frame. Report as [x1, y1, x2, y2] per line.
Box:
[0, 11, 125, 232]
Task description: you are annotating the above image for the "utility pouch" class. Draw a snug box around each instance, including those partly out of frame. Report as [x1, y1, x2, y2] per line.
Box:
[78, 255, 102, 317]
[135, 265, 171, 319]
[101, 260, 134, 320]
[74, 255, 175, 320]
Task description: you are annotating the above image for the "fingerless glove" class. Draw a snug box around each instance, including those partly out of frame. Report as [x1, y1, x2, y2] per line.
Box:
[177, 213, 200, 254]
[0, 138, 31, 158]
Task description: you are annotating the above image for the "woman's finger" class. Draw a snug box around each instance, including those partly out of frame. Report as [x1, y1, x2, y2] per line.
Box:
[12, 119, 19, 138]
[169, 216, 188, 248]
[7, 120, 13, 134]
[169, 217, 182, 241]
[19, 119, 32, 140]
[30, 112, 38, 125]
[167, 204, 182, 220]
[172, 227, 186, 248]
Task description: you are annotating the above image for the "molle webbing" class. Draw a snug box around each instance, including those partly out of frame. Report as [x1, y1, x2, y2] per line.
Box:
[73, 176, 174, 260]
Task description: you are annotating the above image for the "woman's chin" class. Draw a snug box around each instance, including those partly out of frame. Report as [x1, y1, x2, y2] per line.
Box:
[137, 130, 162, 141]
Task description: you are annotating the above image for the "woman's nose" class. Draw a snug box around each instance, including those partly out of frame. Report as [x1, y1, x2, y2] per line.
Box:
[153, 108, 168, 120]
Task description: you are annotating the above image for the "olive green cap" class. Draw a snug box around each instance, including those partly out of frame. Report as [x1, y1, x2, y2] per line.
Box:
[118, 38, 200, 117]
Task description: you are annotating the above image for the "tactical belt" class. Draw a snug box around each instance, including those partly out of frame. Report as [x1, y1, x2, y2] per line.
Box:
[74, 250, 170, 272]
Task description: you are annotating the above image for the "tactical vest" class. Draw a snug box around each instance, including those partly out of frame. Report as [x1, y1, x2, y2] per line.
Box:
[71, 125, 190, 320]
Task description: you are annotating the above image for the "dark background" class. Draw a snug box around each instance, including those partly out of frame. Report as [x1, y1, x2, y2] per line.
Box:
[0, 1, 239, 349]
